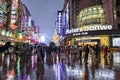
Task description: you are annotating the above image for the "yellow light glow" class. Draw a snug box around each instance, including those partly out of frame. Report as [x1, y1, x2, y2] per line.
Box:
[6, 32, 9, 36]
[1, 30, 5, 35]
[19, 36, 23, 39]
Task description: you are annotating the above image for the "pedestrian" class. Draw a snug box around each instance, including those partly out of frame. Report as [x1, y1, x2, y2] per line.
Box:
[104, 45, 108, 58]
[84, 44, 89, 64]
[15, 45, 19, 58]
[36, 55, 44, 80]
[79, 45, 82, 64]
[108, 46, 113, 60]
[91, 46, 95, 63]
[95, 44, 101, 63]
[40, 47, 44, 64]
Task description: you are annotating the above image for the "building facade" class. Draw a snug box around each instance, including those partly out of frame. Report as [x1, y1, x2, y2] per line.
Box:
[0, 0, 11, 30]
[0, 0, 13, 45]
[63, 0, 120, 48]
[0, 0, 33, 44]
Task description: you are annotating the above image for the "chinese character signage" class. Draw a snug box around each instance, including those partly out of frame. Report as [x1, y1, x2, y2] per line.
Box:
[57, 11, 63, 35]
[10, 0, 18, 29]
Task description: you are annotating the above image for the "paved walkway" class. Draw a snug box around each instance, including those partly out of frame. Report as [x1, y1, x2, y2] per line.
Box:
[0, 51, 120, 80]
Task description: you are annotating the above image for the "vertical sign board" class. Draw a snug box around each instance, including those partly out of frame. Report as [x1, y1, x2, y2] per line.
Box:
[0, 10, 3, 27]
[57, 11, 63, 35]
[21, 17, 25, 31]
[10, 0, 18, 30]
[64, 11, 67, 34]
[0, 10, 2, 27]
[11, 0, 18, 24]
[66, 3, 69, 30]
[0, 19, 2, 28]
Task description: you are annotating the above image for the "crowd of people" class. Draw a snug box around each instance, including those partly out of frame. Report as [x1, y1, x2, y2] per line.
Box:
[0, 41, 114, 79]
[0, 41, 113, 65]
[57, 44, 113, 65]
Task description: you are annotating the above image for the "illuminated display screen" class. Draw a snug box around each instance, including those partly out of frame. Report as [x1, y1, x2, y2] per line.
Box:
[112, 38, 120, 47]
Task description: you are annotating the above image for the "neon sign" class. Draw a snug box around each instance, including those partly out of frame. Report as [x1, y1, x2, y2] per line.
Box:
[10, 0, 18, 29]
[57, 11, 63, 35]
[66, 25, 112, 34]
[11, 1, 18, 24]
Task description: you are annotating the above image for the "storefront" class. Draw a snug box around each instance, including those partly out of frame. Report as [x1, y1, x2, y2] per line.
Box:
[75, 35, 109, 46]
[0, 29, 26, 43]
[65, 25, 120, 48]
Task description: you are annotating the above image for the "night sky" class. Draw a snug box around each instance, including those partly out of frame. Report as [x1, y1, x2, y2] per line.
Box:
[21, 0, 64, 44]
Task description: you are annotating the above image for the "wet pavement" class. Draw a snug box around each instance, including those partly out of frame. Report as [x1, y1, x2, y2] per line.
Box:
[0, 51, 120, 80]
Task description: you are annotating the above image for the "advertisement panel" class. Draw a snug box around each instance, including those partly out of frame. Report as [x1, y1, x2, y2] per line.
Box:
[112, 38, 120, 47]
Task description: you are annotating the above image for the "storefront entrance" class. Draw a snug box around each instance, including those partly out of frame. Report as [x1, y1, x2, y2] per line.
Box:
[77, 39, 100, 46]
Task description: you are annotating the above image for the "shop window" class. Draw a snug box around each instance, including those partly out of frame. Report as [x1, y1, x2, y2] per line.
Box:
[116, 0, 120, 5]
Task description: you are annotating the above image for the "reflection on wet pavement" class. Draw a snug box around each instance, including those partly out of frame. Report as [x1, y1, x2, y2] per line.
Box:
[0, 51, 120, 80]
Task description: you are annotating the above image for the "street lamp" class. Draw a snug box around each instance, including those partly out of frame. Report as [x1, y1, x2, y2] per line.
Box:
[40, 35, 45, 42]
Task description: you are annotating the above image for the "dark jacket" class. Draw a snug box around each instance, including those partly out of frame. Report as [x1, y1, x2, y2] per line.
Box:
[0, 42, 11, 53]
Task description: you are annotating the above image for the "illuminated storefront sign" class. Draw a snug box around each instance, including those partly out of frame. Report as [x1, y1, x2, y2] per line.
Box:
[73, 32, 88, 36]
[11, 1, 18, 24]
[28, 16, 31, 27]
[112, 38, 120, 47]
[63, 11, 69, 34]
[57, 11, 63, 35]
[10, 0, 18, 29]
[21, 18, 25, 31]
[63, 12, 66, 34]
[66, 25, 112, 34]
